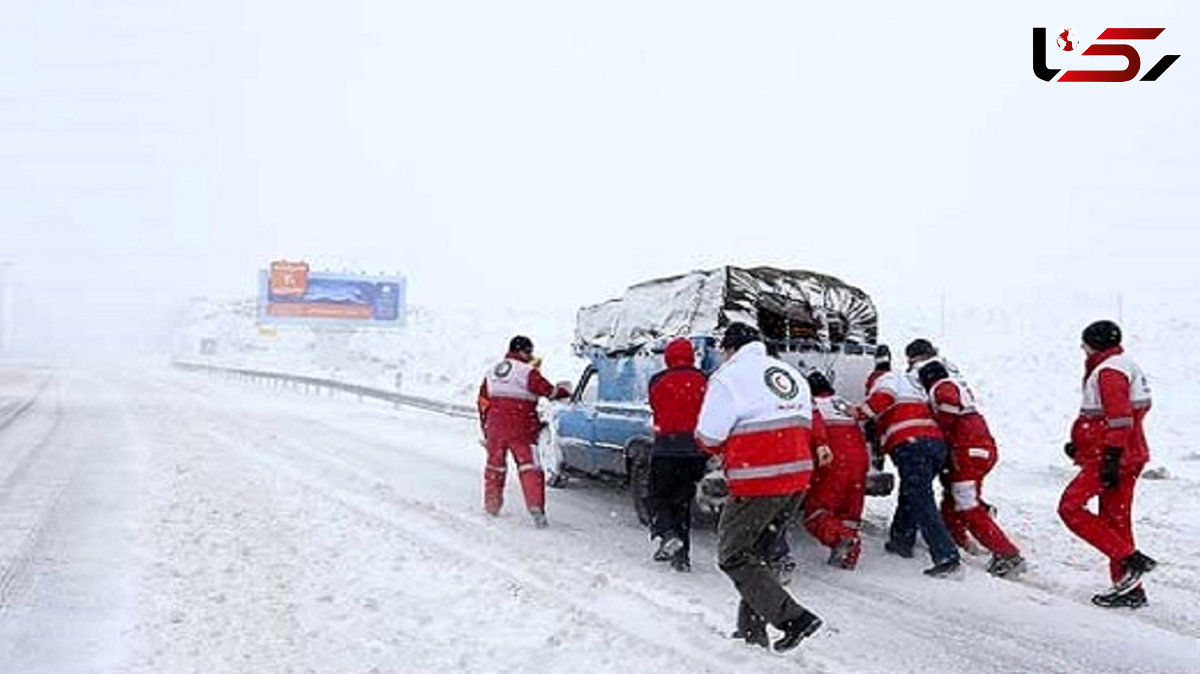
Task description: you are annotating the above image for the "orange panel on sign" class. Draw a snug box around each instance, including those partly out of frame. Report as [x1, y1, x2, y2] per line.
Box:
[269, 261, 310, 297]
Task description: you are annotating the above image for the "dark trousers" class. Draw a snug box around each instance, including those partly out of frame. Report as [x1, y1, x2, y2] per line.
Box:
[648, 455, 708, 557]
[718, 493, 810, 630]
[889, 438, 960, 565]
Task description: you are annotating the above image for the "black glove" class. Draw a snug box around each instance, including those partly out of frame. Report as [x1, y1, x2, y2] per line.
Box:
[863, 420, 885, 470]
[1063, 442, 1076, 460]
[1100, 446, 1122, 489]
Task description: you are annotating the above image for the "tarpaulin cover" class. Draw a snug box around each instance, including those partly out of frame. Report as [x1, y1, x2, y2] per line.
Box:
[575, 266, 877, 354]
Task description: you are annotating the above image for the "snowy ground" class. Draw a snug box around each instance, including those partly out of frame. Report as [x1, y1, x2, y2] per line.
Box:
[173, 299, 585, 404]
[0, 362, 1197, 674]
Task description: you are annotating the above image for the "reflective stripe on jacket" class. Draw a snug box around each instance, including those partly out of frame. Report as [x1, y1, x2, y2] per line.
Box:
[695, 342, 814, 497]
[862, 370, 942, 453]
[479, 352, 555, 443]
[1071, 347, 1151, 465]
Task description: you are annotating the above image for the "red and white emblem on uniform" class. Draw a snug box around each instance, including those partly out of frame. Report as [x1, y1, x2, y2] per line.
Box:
[764, 367, 799, 400]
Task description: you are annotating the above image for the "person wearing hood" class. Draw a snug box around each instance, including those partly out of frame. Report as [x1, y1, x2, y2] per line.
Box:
[696, 322, 822, 652]
[646, 337, 710, 571]
[477, 335, 570, 528]
[1059, 320, 1158, 608]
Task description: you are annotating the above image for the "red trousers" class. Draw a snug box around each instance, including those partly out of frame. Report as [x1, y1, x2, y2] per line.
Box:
[940, 446, 1019, 557]
[803, 461, 866, 548]
[484, 435, 545, 515]
[1058, 461, 1143, 583]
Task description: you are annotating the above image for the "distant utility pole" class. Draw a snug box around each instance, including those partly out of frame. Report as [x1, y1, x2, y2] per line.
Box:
[939, 292, 946, 340]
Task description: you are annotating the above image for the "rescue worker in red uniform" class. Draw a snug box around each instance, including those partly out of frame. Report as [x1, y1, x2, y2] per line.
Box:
[476, 335, 569, 528]
[802, 371, 869, 570]
[916, 359, 1025, 578]
[859, 346, 961, 577]
[1059, 320, 1157, 608]
[696, 323, 822, 652]
[646, 337, 709, 572]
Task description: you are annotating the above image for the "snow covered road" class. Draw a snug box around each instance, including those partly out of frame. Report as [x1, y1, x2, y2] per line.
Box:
[0, 366, 1196, 673]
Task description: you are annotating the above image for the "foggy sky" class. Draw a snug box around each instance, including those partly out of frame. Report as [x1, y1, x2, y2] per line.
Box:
[2, 1, 1197, 356]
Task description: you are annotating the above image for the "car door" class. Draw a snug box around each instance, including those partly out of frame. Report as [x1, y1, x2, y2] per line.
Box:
[554, 366, 599, 474]
[592, 402, 652, 475]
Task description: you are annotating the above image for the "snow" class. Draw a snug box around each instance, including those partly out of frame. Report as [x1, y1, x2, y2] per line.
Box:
[173, 299, 586, 404]
[2, 290, 1200, 673]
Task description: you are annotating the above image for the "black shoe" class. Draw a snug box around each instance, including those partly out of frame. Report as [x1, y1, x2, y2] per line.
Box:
[1092, 586, 1148, 609]
[828, 537, 861, 570]
[652, 537, 672, 562]
[1112, 551, 1157, 594]
[531, 510, 549, 529]
[987, 553, 1026, 579]
[730, 628, 769, 648]
[670, 554, 691, 573]
[884, 540, 914, 559]
[653, 536, 683, 562]
[773, 611, 822, 652]
[923, 559, 962, 578]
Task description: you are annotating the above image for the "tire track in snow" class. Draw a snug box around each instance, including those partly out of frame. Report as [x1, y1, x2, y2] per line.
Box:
[146, 370, 1200, 673]
[0, 378, 74, 615]
[133, 372, 821, 674]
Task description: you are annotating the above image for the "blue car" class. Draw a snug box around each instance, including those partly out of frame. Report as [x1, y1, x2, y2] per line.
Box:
[542, 266, 891, 523]
[537, 335, 895, 525]
[537, 337, 722, 524]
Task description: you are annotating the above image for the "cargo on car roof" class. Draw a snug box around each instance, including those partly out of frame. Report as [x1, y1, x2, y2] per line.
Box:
[573, 265, 878, 356]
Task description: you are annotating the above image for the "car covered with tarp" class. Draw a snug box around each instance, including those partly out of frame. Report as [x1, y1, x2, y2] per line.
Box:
[538, 266, 894, 524]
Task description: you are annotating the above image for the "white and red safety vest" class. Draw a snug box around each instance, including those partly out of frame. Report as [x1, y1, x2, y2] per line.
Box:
[477, 352, 556, 443]
[928, 378, 996, 452]
[812, 393, 870, 473]
[695, 342, 814, 497]
[861, 370, 942, 453]
[1071, 346, 1151, 465]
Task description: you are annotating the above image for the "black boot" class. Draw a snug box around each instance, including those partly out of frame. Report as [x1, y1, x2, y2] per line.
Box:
[1112, 551, 1157, 594]
[987, 553, 1026, 579]
[669, 550, 691, 573]
[884, 540, 915, 559]
[923, 558, 962, 578]
[732, 601, 768, 648]
[1092, 585, 1148, 609]
[773, 610, 822, 652]
[652, 537, 672, 562]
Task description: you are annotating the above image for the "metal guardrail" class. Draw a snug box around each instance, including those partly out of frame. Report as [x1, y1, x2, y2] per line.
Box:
[173, 361, 477, 420]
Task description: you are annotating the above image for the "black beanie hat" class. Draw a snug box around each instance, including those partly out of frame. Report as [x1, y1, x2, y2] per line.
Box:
[874, 344, 892, 372]
[720, 322, 762, 351]
[509, 335, 534, 354]
[1082, 320, 1121, 350]
[905, 338, 938, 360]
[917, 360, 950, 391]
[806, 371, 835, 397]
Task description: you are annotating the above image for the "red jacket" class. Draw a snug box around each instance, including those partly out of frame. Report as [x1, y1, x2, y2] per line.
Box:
[812, 394, 870, 474]
[860, 371, 943, 453]
[648, 338, 708, 455]
[477, 351, 557, 444]
[928, 379, 996, 452]
[865, 369, 888, 399]
[1070, 346, 1151, 466]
